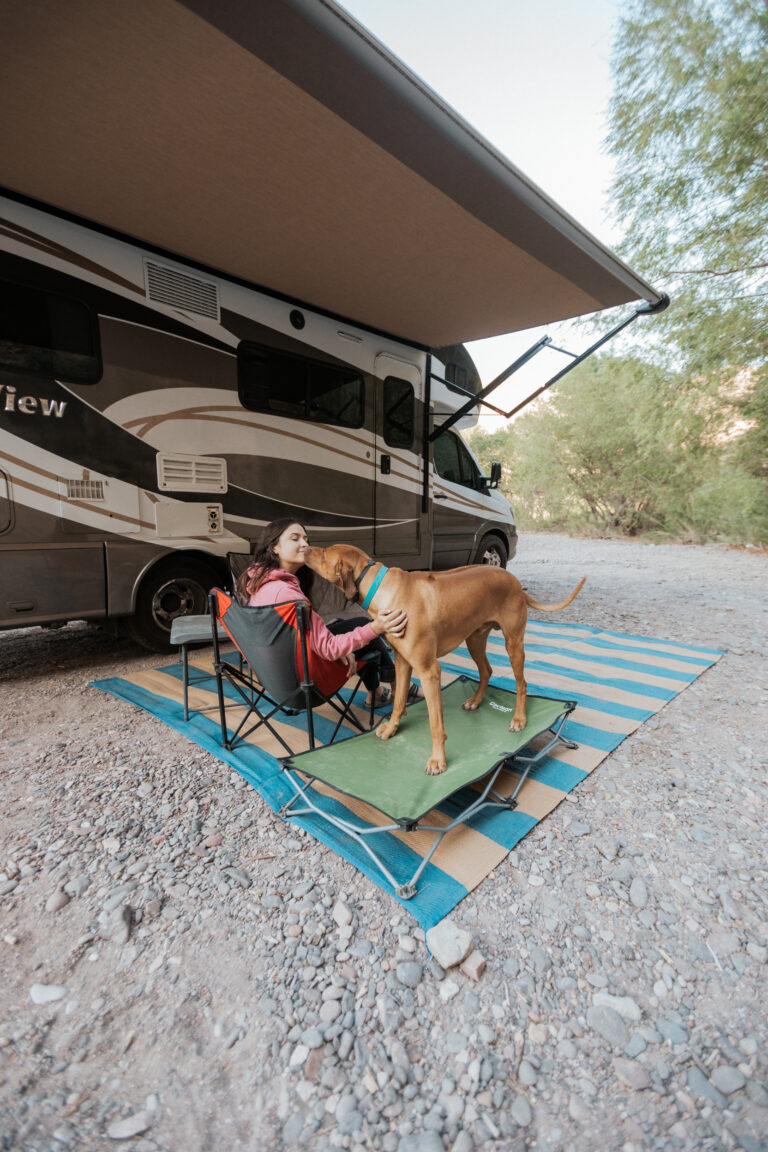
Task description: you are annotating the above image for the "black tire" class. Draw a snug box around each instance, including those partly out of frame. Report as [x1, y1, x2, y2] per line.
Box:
[473, 533, 508, 568]
[129, 558, 219, 652]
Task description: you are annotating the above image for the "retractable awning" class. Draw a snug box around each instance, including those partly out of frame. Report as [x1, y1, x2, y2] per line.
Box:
[0, 0, 663, 347]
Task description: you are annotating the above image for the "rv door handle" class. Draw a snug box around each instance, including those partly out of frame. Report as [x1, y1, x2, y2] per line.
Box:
[380, 455, 391, 475]
[10, 601, 35, 613]
[433, 494, 448, 500]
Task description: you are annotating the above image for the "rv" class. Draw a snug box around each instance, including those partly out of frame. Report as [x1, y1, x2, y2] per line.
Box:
[0, 0, 665, 650]
[0, 194, 515, 649]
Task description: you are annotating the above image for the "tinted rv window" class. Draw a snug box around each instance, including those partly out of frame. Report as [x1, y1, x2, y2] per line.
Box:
[383, 377, 414, 449]
[238, 342, 363, 427]
[433, 431, 479, 489]
[0, 279, 100, 383]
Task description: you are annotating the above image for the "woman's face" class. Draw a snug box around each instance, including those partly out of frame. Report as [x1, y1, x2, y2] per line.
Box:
[272, 523, 309, 572]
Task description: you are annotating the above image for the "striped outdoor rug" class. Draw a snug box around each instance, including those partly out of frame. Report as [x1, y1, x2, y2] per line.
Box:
[92, 621, 722, 929]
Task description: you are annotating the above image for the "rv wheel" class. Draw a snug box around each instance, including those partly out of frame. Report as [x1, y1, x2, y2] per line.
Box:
[130, 559, 219, 652]
[473, 534, 508, 568]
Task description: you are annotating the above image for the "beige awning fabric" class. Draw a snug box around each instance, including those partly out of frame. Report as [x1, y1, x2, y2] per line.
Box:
[0, 0, 662, 347]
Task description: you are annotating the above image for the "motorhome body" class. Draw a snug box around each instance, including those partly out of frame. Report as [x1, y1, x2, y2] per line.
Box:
[0, 194, 516, 649]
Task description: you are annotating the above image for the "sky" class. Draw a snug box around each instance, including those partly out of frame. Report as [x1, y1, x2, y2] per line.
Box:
[339, 0, 628, 425]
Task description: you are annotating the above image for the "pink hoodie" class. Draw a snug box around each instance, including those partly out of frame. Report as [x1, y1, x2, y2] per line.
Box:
[246, 568, 377, 661]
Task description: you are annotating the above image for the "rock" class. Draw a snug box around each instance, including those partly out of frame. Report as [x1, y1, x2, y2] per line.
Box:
[655, 1019, 689, 1045]
[30, 984, 67, 1004]
[613, 1057, 652, 1090]
[570, 821, 591, 836]
[319, 999, 341, 1023]
[518, 1061, 537, 1086]
[106, 1110, 153, 1140]
[398, 1133, 444, 1152]
[687, 1067, 727, 1107]
[706, 930, 740, 956]
[710, 1065, 747, 1094]
[459, 950, 486, 981]
[568, 1094, 592, 1122]
[450, 1132, 474, 1152]
[629, 878, 648, 908]
[45, 890, 70, 913]
[510, 1095, 533, 1127]
[586, 1005, 630, 1049]
[426, 919, 473, 969]
[396, 962, 423, 989]
[332, 900, 353, 927]
[301, 1028, 324, 1049]
[100, 905, 132, 945]
[439, 980, 460, 1003]
[593, 992, 642, 1021]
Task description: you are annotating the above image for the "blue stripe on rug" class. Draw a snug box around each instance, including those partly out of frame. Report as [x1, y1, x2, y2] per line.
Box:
[508, 640, 699, 682]
[524, 618, 724, 656]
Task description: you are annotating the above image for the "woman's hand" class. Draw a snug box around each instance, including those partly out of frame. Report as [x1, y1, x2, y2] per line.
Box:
[341, 652, 356, 679]
[374, 607, 407, 639]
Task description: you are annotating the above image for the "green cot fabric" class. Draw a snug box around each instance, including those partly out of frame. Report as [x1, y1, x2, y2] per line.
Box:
[283, 680, 572, 823]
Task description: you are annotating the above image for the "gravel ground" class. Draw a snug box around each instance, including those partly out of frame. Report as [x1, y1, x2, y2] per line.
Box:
[0, 532, 766, 1152]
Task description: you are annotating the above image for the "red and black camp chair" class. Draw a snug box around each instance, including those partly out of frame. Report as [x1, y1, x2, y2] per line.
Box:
[209, 588, 376, 756]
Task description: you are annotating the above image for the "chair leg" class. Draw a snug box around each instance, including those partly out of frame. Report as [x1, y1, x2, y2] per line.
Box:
[181, 643, 190, 722]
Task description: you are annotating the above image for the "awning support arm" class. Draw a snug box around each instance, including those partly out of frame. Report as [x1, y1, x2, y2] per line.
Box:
[428, 294, 669, 439]
[428, 336, 551, 442]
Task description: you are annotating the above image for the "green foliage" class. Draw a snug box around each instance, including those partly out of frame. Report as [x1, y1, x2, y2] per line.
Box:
[468, 355, 767, 543]
[609, 0, 768, 374]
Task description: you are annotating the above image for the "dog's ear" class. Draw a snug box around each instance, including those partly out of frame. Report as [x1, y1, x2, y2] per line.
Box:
[335, 555, 359, 601]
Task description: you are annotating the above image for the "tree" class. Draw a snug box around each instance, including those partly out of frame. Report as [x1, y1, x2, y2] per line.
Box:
[468, 354, 766, 542]
[608, 0, 768, 374]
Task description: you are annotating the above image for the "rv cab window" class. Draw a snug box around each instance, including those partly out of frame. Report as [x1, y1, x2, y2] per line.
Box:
[237, 341, 363, 428]
[433, 431, 481, 490]
[0, 278, 100, 383]
[383, 376, 414, 449]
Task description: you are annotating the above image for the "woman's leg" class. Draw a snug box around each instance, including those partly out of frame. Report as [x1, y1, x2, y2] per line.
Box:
[326, 618, 394, 692]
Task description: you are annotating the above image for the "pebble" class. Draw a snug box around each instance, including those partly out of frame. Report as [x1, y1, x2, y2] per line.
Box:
[30, 983, 68, 1004]
[613, 1057, 652, 1090]
[710, 1065, 747, 1094]
[586, 1005, 630, 1049]
[425, 919, 473, 969]
[45, 889, 70, 912]
[106, 1111, 153, 1140]
[629, 877, 648, 908]
[593, 992, 642, 1021]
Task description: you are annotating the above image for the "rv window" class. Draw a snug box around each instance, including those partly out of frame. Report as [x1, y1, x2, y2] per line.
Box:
[433, 431, 479, 489]
[0, 279, 100, 383]
[238, 342, 363, 427]
[383, 377, 414, 449]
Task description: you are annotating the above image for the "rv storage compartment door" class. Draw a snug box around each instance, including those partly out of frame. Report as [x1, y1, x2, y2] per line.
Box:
[0, 543, 106, 627]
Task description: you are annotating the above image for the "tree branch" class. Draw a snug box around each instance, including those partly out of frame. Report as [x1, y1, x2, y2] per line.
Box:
[670, 262, 768, 277]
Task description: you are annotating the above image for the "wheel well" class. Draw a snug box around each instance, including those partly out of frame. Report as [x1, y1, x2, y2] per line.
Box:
[130, 550, 228, 612]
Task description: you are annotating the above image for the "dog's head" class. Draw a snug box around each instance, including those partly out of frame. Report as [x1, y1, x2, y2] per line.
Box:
[304, 544, 372, 602]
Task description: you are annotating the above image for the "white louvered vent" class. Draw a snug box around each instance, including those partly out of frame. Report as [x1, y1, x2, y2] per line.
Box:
[66, 479, 105, 501]
[145, 260, 219, 319]
[157, 453, 227, 493]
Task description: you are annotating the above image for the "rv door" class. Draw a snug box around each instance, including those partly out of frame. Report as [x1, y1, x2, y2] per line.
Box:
[372, 355, 427, 565]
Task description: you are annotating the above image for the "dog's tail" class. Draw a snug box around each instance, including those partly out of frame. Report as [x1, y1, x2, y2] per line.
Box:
[524, 576, 586, 613]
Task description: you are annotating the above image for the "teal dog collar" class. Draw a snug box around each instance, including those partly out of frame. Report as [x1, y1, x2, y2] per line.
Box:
[361, 565, 389, 611]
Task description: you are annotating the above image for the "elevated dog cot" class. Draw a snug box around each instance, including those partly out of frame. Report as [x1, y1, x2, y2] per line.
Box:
[280, 678, 577, 899]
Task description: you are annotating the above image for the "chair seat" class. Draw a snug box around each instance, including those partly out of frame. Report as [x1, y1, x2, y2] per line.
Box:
[170, 615, 227, 645]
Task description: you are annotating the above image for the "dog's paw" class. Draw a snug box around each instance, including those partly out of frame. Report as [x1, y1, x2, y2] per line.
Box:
[376, 719, 399, 741]
[508, 717, 526, 732]
[425, 756, 447, 775]
[462, 698, 480, 711]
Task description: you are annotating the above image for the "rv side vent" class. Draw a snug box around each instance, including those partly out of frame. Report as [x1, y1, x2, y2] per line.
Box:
[66, 479, 105, 501]
[157, 453, 227, 493]
[145, 260, 219, 320]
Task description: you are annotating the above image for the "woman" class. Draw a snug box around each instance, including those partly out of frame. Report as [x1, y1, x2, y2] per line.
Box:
[236, 518, 413, 704]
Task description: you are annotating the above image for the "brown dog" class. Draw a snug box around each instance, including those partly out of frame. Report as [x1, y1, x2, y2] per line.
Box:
[306, 544, 585, 775]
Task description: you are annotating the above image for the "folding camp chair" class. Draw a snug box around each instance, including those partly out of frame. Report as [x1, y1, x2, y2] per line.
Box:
[209, 588, 377, 756]
[279, 679, 578, 899]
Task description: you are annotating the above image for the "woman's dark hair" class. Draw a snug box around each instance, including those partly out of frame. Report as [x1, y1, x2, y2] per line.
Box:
[236, 517, 314, 602]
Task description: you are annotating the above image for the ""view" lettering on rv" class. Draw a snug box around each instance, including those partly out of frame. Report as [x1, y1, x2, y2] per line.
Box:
[1, 384, 66, 417]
